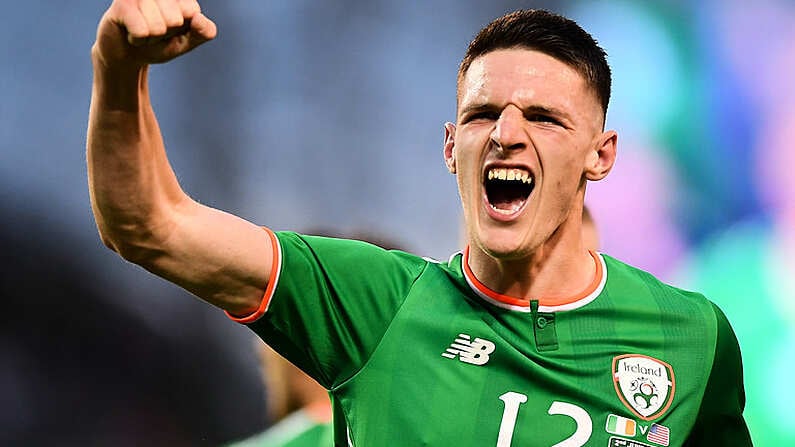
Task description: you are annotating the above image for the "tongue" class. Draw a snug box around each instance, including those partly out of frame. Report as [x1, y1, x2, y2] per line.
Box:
[490, 188, 527, 211]
[491, 198, 525, 211]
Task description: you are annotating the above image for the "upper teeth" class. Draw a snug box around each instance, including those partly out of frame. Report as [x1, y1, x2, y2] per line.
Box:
[487, 168, 532, 184]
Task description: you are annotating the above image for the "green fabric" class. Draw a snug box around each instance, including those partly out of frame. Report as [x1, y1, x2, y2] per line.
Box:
[683, 304, 752, 446]
[247, 233, 751, 446]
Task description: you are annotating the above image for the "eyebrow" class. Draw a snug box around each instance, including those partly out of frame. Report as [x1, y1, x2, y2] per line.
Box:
[523, 105, 569, 119]
[459, 102, 573, 123]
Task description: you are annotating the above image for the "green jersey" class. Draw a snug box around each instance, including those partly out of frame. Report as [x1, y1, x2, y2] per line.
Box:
[231, 231, 751, 447]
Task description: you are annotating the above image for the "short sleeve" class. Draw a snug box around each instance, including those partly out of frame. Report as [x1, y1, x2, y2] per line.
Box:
[245, 232, 427, 388]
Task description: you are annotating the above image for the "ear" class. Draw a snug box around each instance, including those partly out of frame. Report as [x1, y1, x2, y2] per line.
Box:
[443, 122, 457, 174]
[585, 130, 617, 181]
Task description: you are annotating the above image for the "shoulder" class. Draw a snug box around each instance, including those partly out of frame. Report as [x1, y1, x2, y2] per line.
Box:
[601, 253, 710, 301]
[601, 254, 744, 369]
[274, 231, 430, 273]
[600, 253, 720, 319]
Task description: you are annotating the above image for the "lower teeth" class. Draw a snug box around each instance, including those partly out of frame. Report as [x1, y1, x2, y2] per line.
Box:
[491, 202, 524, 214]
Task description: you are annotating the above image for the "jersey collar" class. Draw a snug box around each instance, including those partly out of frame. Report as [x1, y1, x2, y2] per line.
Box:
[460, 247, 607, 313]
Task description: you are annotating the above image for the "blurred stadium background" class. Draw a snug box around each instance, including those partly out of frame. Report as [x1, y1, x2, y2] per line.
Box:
[1, 0, 792, 445]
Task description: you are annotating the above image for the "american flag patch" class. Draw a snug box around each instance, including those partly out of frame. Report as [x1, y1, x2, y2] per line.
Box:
[646, 423, 670, 446]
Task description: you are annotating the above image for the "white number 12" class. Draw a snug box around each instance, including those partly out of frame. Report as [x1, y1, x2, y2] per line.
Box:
[497, 392, 592, 447]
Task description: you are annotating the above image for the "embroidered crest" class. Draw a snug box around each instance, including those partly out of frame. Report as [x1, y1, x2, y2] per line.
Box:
[612, 354, 675, 421]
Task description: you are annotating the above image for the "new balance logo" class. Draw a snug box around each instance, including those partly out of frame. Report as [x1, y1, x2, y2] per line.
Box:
[442, 333, 495, 365]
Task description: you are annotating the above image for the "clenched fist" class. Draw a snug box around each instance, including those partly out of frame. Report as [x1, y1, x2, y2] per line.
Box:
[92, 0, 217, 70]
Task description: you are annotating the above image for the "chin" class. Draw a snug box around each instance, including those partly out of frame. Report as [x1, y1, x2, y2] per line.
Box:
[475, 228, 533, 260]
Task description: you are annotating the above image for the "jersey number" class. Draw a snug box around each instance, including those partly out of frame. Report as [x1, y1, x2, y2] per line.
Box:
[497, 392, 592, 447]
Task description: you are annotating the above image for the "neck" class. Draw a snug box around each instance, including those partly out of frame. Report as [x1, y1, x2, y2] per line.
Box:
[467, 216, 596, 305]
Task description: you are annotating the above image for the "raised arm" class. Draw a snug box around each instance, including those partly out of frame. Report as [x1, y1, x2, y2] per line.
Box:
[87, 0, 272, 316]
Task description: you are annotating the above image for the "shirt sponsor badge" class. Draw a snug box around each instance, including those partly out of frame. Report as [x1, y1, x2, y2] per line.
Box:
[612, 354, 675, 420]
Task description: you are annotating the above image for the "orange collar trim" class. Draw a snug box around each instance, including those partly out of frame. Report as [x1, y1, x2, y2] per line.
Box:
[461, 247, 606, 313]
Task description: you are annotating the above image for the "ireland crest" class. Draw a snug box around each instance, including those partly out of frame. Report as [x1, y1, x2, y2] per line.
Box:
[612, 354, 675, 421]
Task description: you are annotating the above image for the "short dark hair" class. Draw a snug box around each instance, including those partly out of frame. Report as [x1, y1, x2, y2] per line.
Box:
[458, 9, 611, 118]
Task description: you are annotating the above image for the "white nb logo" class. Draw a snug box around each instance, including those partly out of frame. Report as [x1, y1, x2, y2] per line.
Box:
[442, 333, 495, 365]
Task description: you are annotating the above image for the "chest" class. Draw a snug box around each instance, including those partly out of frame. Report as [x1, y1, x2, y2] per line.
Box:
[335, 282, 704, 447]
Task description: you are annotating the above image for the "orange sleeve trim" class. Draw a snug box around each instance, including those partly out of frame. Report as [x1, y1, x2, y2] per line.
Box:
[225, 227, 281, 324]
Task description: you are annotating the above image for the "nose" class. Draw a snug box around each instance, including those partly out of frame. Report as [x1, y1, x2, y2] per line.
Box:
[490, 106, 527, 152]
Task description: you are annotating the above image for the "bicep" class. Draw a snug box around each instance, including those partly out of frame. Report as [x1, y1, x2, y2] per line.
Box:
[145, 198, 274, 315]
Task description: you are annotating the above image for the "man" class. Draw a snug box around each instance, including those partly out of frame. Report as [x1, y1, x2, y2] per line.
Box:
[87, 2, 751, 446]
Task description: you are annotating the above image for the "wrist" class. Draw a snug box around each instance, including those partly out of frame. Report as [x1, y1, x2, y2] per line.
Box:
[91, 48, 149, 112]
[91, 42, 147, 77]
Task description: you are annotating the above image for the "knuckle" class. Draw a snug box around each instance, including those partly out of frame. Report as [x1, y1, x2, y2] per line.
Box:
[182, 0, 201, 14]
[165, 15, 184, 27]
[150, 22, 168, 35]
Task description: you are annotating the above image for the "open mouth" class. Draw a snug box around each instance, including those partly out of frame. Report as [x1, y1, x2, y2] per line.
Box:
[484, 167, 534, 215]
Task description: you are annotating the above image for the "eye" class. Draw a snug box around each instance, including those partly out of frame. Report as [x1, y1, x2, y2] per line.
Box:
[527, 114, 561, 126]
[465, 111, 500, 123]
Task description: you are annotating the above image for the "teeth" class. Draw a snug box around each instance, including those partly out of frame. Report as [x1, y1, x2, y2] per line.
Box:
[486, 168, 533, 184]
[490, 202, 524, 214]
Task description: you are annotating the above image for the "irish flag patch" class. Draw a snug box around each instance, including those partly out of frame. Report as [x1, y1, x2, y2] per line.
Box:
[606, 414, 637, 436]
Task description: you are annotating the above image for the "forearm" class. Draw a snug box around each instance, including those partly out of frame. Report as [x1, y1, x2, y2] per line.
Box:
[87, 56, 186, 261]
[86, 1, 271, 315]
